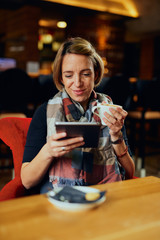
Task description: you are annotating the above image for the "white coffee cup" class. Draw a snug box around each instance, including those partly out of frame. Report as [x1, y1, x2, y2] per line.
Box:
[92, 103, 122, 125]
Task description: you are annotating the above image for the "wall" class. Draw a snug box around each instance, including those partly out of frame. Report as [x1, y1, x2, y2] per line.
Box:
[125, 0, 160, 79]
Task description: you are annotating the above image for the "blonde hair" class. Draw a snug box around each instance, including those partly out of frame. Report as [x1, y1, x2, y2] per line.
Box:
[53, 37, 104, 91]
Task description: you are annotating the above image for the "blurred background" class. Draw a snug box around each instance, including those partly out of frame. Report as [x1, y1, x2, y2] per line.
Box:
[0, 0, 160, 185]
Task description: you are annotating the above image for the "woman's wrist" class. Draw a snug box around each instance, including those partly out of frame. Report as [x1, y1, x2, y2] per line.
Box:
[110, 131, 123, 144]
[43, 143, 54, 162]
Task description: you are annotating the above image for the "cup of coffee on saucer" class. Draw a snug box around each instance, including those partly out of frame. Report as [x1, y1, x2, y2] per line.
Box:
[92, 102, 122, 125]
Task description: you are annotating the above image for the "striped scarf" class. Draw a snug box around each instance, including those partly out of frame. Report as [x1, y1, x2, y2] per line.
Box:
[47, 89, 123, 188]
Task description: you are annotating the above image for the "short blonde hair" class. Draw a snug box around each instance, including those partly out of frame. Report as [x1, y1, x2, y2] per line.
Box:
[53, 37, 104, 91]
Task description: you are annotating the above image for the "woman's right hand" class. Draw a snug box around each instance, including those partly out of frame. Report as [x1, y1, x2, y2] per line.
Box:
[46, 132, 85, 158]
[21, 132, 84, 190]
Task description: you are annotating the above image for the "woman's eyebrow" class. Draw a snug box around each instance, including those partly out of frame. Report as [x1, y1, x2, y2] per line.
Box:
[62, 70, 73, 74]
[63, 69, 91, 73]
[81, 68, 91, 72]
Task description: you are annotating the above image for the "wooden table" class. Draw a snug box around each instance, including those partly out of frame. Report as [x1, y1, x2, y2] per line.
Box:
[0, 176, 160, 240]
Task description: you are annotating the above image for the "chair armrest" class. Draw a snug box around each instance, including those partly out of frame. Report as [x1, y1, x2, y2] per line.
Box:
[0, 177, 26, 201]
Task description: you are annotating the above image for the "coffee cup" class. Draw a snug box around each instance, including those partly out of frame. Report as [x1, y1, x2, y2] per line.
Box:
[92, 103, 122, 125]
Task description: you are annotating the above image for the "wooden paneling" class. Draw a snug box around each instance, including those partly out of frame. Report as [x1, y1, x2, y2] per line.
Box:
[0, 6, 40, 70]
[139, 38, 154, 80]
[66, 15, 125, 76]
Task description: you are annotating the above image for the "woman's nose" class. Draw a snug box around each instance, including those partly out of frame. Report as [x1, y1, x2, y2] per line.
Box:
[74, 75, 82, 87]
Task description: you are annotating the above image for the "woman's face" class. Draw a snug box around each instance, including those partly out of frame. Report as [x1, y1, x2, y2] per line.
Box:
[61, 53, 96, 110]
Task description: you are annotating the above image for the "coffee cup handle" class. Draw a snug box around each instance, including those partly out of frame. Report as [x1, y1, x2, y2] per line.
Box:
[92, 106, 100, 118]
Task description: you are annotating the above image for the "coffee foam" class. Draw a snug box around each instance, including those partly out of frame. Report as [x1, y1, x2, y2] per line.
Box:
[101, 103, 118, 108]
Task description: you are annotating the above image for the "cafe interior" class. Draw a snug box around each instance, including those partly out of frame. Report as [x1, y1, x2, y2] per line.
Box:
[0, 0, 160, 239]
[0, 0, 160, 181]
[0, 0, 159, 179]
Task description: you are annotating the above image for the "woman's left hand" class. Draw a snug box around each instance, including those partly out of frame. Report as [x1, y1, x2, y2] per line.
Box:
[102, 107, 128, 137]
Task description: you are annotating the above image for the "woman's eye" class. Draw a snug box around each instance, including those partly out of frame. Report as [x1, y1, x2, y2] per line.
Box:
[83, 73, 91, 77]
[65, 74, 72, 78]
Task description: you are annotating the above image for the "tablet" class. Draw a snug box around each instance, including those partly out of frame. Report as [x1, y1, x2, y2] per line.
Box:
[55, 122, 101, 148]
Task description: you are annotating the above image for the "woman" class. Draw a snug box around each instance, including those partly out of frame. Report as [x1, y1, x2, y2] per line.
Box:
[21, 37, 135, 194]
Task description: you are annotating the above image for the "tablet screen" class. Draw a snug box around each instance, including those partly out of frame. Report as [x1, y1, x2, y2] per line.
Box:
[55, 122, 101, 148]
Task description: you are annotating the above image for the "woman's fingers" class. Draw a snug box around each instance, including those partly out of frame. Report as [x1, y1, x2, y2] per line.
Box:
[109, 107, 127, 120]
[51, 132, 67, 140]
[104, 108, 127, 123]
[102, 108, 128, 135]
[52, 133, 84, 146]
[57, 139, 85, 152]
[47, 133, 85, 157]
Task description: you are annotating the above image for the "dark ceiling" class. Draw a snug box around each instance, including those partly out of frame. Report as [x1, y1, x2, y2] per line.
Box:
[0, 0, 41, 9]
[0, 0, 100, 15]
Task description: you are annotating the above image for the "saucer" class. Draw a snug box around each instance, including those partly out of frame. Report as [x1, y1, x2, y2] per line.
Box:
[47, 186, 106, 212]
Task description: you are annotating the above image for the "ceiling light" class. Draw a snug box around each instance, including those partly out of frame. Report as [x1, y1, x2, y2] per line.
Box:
[41, 34, 53, 44]
[43, 0, 139, 18]
[57, 21, 67, 28]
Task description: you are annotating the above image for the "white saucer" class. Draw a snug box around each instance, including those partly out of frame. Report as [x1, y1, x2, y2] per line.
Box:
[47, 186, 106, 212]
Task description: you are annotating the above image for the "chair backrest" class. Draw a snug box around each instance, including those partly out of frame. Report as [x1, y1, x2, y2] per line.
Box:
[0, 113, 26, 119]
[0, 117, 32, 177]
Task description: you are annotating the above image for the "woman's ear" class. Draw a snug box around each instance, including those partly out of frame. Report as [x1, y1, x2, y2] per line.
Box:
[60, 77, 64, 85]
[94, 71, 99, 83]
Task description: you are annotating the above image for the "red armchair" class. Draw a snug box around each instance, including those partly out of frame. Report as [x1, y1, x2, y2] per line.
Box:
[0, 117, 32, 201]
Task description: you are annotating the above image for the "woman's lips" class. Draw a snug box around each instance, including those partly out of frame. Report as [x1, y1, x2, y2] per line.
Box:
[72, 89, 85, 95]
